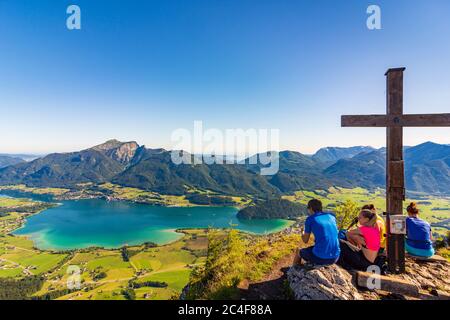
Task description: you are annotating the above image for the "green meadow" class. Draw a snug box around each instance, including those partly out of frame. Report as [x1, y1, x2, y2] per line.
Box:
[44, 230, 208, 300]
[1, 197, 68, 279]
[0, 226, 208, 300]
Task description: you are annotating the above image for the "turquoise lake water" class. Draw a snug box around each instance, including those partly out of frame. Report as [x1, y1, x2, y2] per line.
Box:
[5, 195, 292, 250]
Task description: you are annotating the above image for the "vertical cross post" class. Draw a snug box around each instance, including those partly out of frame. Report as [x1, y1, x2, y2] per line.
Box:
[342, 68, 450, 274]
[385, 68, 406, 273]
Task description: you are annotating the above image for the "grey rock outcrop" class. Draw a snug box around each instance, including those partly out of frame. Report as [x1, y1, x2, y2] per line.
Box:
[287, 264, 363, 300]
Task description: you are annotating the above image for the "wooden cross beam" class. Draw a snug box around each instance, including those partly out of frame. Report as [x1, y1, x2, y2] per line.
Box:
[341, 67, 450, 274]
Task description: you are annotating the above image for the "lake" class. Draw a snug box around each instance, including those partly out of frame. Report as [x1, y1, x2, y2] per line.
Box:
[7, 197, 292, 250]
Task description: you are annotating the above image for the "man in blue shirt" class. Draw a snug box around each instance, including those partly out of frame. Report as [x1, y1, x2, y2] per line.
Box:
[294, 199, 340, 265]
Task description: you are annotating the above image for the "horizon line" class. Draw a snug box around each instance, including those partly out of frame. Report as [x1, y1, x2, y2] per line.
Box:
[1, 140, 445, 158]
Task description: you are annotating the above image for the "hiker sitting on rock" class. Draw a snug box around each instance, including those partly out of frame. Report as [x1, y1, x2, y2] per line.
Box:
[405, 202, 435, 258]
[337, 208, 380, 271]
[362, 204, 386, 254]
[339, 204, 386, 255]
[294, 199, 340, 266]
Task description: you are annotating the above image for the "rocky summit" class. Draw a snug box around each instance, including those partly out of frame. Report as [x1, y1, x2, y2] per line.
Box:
[287, 257, 450, 300]
[287, 264, 363, 300]
[91, 139, 139, 164]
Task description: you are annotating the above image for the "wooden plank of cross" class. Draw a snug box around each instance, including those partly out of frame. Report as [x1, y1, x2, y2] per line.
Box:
[341, 67, 450, 274]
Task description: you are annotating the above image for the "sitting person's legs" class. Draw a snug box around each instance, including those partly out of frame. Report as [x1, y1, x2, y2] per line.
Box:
[405, 243, 435, 258]
[337, 242, 373, 271]
[299, 246, 315, 263]
[337, 242, 353, 269]
[299, 246, 337, 266]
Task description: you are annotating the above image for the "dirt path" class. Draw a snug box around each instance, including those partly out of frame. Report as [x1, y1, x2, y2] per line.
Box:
[240, 253, 296, 300]
[0, 257, 33, 276]
[12, 246, 36, 253]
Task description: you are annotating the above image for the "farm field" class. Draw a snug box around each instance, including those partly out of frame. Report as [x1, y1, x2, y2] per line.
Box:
[1, 230, 208, 300]
[48, 230, 208, 300]
[0, 197, 69, 280]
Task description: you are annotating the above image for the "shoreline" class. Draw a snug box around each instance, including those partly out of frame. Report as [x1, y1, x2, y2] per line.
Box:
[1, 191, 293, 254]
[0, 185, 249, 209]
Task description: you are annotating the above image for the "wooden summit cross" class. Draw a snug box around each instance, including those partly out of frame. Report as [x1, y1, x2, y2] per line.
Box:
[342, 67, 450, 274]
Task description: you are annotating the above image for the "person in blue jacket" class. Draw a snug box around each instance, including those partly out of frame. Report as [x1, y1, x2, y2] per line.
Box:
[405, 202, 435, 258]
[294, 199, 340, 265]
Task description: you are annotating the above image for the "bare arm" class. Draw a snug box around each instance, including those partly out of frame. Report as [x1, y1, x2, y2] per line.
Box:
[347, 229, 366, 248]
[302, 232, 311, 244]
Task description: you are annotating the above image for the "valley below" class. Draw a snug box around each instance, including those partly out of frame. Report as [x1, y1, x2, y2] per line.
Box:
[0, 189, 292, 300]
[0, 185, 449, 300]
[0, 195, 226, 300]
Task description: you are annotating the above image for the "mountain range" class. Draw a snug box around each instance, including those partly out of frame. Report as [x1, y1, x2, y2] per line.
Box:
[0, 153, 41, 163]
[311, 146, 376, 165]
[0, 139, 448, 196]
[0, 155, 24, 169]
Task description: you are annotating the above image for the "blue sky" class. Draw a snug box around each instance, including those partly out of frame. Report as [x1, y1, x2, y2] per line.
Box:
[0, 0, 449, 154]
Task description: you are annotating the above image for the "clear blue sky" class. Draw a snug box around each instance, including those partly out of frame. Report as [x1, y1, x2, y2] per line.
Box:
[0, 0, 449, 154]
